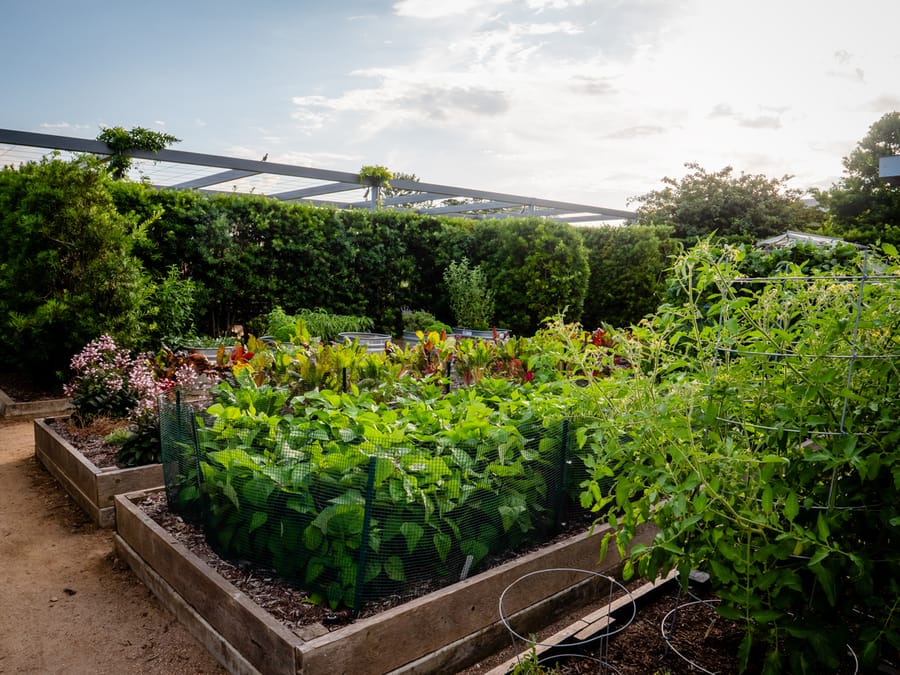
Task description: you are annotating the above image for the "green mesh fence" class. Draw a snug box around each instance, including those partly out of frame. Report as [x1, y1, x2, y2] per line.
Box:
[158, 393, 204, 515]
[159, 398, 600, 613]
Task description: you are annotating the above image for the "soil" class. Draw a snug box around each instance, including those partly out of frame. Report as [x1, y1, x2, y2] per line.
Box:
[0, 371, 65, 402]
[0, 418, 225, 674]
[45, 416, 125, 468]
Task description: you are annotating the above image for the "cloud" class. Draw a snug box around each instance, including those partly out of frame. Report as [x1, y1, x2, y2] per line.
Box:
[569, 76, 616, 96]
[527, 0, 587, 9]
[519, 21, 583, 35]
[864, 94, 900, 112]
[708, 104, 782, 129]
[709, 104, 735, 119]
[738, 115, 781, 130]
[606, 125, 667, 139]
[39, 122, 90, 131]
[398, 86, 509, 119]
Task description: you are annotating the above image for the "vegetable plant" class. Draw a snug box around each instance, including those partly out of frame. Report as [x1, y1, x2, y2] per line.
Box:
[585, 241, 900, 673]
[167, 322, 632, 610]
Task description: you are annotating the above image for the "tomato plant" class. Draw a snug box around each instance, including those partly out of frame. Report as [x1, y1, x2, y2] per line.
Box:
[587, 241, 900, 673]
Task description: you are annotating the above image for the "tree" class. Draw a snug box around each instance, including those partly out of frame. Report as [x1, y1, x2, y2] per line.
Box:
[817, 111, 900, 246]
[631, 163, 822, 243]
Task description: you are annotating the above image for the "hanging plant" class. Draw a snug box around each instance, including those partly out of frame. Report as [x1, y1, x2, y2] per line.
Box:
[96, 126, 180, 180]
[358, 165, 393, 208]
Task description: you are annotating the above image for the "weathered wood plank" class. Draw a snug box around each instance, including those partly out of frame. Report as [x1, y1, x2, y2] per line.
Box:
[33, 418, 163, 527]
[115, 492, 303, 675]
[34, 418, 100, 503]
[117, 487, 659, 674]
[96, 464, 164, 507]
[115, 535, 263, 675]
[300, 522, 658, 674]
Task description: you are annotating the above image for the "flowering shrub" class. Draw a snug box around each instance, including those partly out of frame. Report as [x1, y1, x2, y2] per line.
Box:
[64, 335, 158, 425]
[65, 334, 220, 430]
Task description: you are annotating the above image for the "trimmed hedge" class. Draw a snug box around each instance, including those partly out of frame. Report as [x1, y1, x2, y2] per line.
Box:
[110, 183, 591, 337]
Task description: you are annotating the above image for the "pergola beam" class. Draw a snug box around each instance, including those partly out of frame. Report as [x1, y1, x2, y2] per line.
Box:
[169, 169, 259, 189]
[273, 181, 361, 201]
[0, 128, 636, 222]
[421, 201, 520, 215]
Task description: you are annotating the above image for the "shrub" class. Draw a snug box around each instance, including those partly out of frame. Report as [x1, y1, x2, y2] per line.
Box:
[0, 157, 152, 383]
[443, 257, 495, 329]
[579, 224, 676, 328]
[474, 219, 589, 335]
[63, 335, 160, 426]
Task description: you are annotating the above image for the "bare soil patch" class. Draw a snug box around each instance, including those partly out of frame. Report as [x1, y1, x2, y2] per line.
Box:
[0, 419, 225, 675]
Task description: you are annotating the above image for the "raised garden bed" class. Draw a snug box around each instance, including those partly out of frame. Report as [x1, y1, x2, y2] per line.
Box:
[33, 418, 164, 528]
[114, 487, 658, 674]
[0, 380, 70, 420]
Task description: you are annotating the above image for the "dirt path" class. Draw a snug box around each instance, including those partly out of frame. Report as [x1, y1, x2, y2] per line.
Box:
[0, 419, 225, 675]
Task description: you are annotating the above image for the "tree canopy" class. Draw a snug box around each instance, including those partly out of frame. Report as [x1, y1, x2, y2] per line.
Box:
[817, 111, 900, 246]
[631, 162, 822, 243]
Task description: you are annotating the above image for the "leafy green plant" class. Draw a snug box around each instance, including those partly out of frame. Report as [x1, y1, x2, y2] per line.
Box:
[115, 424, 162, 467]
[400, 308, 450, 334]
[444, 257, 495, 330]
[169, 327, 628, 610]
[151, 265, 200, 345]
[358, 165, 393, 208]
[265, 306, 374, 343]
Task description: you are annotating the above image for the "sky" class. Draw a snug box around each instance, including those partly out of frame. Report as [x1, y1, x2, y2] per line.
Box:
[2, 0, 899, 212]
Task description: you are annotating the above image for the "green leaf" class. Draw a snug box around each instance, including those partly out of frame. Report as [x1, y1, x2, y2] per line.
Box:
[761, 486, 773, 515]
[750, 608, 783, 623]
[305, 558, 325, 584]
[384, 556, 406, 582]
[433, 532, 451, 563]
[809, 563, 837, 606]
[400, 522, 424, 553]
[248, 510, 268, 533]
[783, 491, 799, 522]
[223, 483, 239, 509]
[737, 632, 753, 673]
[816, 512, 830, 542]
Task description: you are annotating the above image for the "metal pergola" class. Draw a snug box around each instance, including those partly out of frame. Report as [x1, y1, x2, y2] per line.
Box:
[0, 128, 635, 224]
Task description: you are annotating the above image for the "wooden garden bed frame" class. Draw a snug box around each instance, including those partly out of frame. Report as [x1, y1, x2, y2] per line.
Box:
[114, 488, 658, 674]
[33, 418, 164, 528]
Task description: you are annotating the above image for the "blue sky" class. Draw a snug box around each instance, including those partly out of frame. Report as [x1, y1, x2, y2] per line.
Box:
[2, 0, 899, 210]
